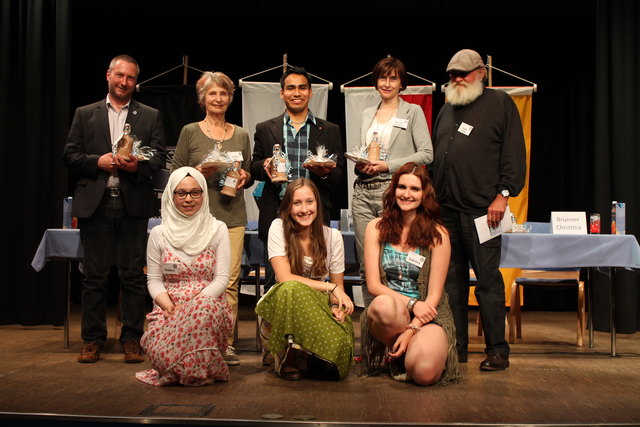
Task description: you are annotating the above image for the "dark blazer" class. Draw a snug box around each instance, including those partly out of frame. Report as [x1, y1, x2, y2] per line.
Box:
[62, 98, 166, 218]
[250, 113, 344, 240]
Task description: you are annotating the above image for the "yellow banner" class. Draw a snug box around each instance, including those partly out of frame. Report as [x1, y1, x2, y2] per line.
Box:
[469, 90, 532, 306]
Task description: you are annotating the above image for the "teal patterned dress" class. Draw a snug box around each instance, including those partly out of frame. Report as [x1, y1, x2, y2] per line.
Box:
[381, 242, 421, 298]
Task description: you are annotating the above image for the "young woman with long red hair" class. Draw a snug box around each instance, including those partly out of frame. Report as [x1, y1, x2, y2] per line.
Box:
[361, 162, 461, 385]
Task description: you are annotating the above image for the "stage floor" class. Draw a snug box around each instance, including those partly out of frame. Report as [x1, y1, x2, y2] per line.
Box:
[1, 305, 639, 426]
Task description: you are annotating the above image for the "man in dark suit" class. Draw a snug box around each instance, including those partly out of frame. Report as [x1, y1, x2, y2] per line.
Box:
[63, 55, 166, 363]
[250, 66, 344, 294]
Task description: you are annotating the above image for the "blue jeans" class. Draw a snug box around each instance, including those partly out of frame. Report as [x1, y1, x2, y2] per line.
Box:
[351, 180, 389, 307]
[78, 193, 148, 346]
[441, 205, 509, 357]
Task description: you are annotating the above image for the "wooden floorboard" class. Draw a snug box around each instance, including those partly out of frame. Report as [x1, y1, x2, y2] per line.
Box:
[1, 304, 639, 426]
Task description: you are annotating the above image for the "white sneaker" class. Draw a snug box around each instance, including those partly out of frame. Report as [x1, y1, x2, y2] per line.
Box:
[223, 346, 241, 366]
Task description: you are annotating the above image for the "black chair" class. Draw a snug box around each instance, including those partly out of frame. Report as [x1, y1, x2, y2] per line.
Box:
[240, 221, 264, 351]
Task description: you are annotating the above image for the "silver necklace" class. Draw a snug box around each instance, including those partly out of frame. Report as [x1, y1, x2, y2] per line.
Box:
[204, 119, 228, 150]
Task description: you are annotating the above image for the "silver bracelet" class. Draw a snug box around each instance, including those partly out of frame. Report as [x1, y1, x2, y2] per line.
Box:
[407, 298, 418, 313]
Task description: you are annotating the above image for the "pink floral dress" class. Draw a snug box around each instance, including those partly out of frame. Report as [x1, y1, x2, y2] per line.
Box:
[135, 243, 233, 386]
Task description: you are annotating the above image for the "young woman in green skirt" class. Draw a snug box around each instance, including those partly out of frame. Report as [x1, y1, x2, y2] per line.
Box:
[256, 178, 355, 381]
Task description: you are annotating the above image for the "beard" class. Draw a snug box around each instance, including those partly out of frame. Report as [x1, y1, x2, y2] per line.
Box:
[445, 78, 484, 106]
[108, 83, 133, 104]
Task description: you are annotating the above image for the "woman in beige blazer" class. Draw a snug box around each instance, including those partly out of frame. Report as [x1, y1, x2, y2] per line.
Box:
[351, 57, 433, 306]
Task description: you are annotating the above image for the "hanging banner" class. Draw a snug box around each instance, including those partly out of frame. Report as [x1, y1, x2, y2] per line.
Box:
[343, 85, 434, 209]
[468, 86, 533, 307]
[502, 86, 533, 228]
[399, 93, 433, 132]
[240, 81, 330, 223]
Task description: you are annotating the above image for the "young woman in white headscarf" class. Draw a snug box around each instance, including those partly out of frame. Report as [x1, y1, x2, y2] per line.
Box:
[135, 167, 233, 386]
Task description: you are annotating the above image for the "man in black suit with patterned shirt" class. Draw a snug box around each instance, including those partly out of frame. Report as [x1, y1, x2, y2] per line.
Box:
[250, 66, 344, 295]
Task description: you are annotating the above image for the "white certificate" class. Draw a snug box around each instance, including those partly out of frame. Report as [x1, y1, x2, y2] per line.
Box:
[474, 206, 513, 244]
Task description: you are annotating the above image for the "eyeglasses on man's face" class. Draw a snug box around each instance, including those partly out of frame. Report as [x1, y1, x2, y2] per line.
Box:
[449, 66, 483, 80]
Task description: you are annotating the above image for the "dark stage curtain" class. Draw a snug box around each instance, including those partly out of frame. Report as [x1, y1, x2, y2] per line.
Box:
[1, 0, 71, 325]
[4, 1, 637, 331]
[509, 21, 598, 313]
[135, 84, 203, 150]
[592, 0, 640, 333]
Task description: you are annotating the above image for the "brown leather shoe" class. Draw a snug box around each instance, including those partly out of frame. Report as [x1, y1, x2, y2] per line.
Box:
[78, 341, 101, 363]
[279, 366, 302, 381]
[123, 340, 145, 363]
[479, 353, 509, 371]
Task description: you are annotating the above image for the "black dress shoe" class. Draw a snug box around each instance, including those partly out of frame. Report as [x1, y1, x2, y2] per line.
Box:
[457, 345, 468, 363]
[479, 353, 509, 371]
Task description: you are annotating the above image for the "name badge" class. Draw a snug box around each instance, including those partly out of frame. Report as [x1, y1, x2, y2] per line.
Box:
[162, 262, 180, 274]
[228, 151, 243, 162]
[406, 251, 426, 268]
[458, 122, 473, 136]
[393, 118, 409, 129]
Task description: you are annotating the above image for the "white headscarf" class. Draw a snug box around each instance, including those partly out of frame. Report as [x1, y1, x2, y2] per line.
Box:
[160, 167, 221, 256]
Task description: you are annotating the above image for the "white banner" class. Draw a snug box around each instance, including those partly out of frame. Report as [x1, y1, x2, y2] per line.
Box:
[240, 81, 330, 222]
[343, 85, 434, 209]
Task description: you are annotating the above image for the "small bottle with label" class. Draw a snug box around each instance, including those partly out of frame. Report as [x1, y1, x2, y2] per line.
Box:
[63, 197, 73, 229]
[220, 162, 240, 198]
[271, 144, 288, 182]
[367, 131, 381, 161]
[116, 123, 134, 156]
[611, 201, 626, 235]
[589, 213, 601, 234]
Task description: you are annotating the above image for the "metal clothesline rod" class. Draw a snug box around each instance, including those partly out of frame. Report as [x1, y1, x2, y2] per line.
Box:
[136, 64, 183, 86]
[308, 72, 333, 89]
[238, 64, 284, 83]
[136, 56, 205, 89]
[340, 71, 372, 90]
[340, 72, 436, 93]
[408, 72, 436, 86]
[489, 64, 537, 87]
[239, 62, 334, 90]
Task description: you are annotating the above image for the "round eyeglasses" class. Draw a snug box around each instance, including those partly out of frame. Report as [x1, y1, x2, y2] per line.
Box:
[173, 189, 203, 199]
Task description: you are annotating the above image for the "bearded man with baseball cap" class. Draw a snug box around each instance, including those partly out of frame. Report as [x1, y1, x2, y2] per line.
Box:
[431, 49, 526, 371]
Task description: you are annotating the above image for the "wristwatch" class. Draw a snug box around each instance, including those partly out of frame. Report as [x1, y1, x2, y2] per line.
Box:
[500, 189, 510, 198]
